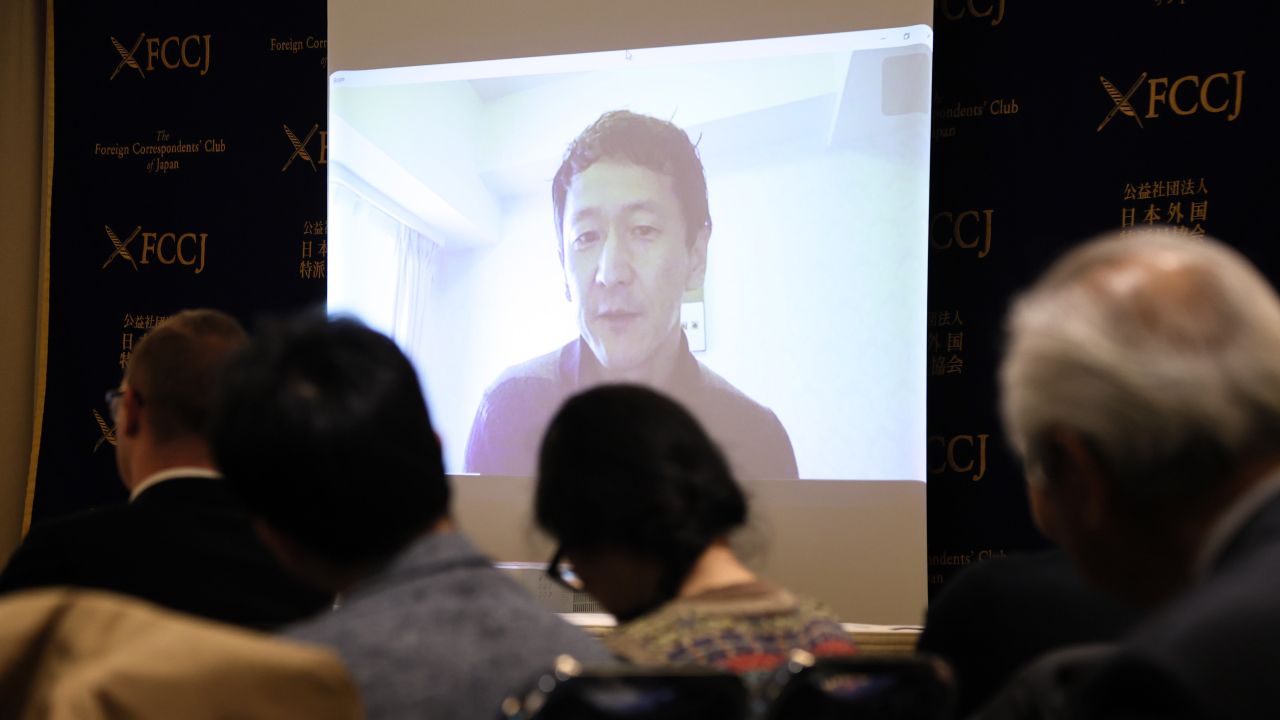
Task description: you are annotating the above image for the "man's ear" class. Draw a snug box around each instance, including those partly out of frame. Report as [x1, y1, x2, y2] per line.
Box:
[685, 226, 710, 292]
[1049, 427, 1111, 532]
[120, 385, 144, 438]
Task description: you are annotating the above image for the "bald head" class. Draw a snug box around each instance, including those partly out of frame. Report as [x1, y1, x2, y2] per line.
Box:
[1001, 231, 1280, 512]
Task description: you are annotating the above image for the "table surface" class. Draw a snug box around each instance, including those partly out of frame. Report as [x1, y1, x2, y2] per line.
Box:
[561, 614, 922, 656]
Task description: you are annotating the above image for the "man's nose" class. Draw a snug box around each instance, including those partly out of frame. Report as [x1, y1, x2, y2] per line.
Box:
[595, 229, 633, 287]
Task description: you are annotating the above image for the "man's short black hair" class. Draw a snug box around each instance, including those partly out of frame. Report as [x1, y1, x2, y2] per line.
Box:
[551, 110, 712, 266]
[535, 385, 746, 600]
[211, 313, 448, 567]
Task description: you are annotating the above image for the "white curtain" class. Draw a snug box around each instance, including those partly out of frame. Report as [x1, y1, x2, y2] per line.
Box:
[390, 223, 436, 355]
[329, 181, 437, 353]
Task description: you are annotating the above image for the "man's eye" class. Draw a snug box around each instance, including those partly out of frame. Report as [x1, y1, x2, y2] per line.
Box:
[572, 231, 600, 249]
[632, 225, 659, 239]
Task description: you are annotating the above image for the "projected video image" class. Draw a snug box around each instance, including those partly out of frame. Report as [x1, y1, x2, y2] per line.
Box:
[328, 28, 932, 481]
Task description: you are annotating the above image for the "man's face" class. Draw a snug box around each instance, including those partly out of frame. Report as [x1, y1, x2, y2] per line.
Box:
[561, 161, 708, 371]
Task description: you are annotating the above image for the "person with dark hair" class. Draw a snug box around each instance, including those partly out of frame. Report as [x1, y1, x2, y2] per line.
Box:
[466, 109, 796, 480]
[917, 549, 1141, 716]
[535, 384, 854, 692]
[210, 313, 609, 720]
[0, 309, 328, 629]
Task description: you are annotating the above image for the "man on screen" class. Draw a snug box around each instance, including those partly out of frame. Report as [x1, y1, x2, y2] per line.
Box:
[465, 110, 797, 478]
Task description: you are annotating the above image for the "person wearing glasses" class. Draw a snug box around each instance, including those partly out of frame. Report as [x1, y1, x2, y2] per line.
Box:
[0, 309, 328, 629]
[210, 314, 610, 720]
[536, 384, 856, 691]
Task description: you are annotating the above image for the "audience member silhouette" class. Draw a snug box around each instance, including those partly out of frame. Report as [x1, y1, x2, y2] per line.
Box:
[211, 313, 610, 720]
[535, 384, 855, 694]
[978, 230, 1280, 719]
[0, 309, 328, 629]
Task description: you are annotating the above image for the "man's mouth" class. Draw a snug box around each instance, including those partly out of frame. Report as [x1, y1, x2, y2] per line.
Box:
[595, 310, 641, 328]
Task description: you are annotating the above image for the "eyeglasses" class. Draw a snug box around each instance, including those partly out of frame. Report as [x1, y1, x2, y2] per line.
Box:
[546, 546, 585, 593]
[104, 387, 126, 422]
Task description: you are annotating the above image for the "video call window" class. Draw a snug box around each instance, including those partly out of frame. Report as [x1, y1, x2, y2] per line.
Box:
[328, 27, 932, 482]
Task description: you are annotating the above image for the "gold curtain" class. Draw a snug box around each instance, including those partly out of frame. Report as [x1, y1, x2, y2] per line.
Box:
[0, 0, 45, 562]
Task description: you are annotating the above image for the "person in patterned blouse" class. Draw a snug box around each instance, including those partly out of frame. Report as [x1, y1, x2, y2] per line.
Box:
[535, 384, 857, 691]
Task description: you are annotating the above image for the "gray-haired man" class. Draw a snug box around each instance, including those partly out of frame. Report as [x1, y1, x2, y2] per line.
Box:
[984, 229, 1280, 719]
